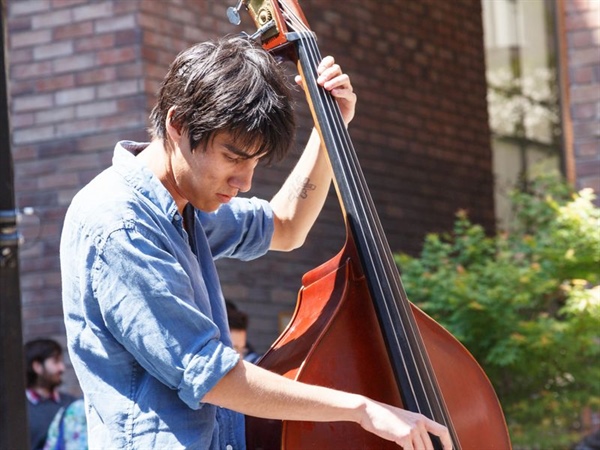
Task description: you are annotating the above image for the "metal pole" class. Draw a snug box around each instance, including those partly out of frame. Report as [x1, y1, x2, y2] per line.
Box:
[0, 0, 30, 448]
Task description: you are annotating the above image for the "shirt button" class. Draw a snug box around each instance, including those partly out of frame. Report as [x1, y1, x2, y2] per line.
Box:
[226, 445, 233, 450]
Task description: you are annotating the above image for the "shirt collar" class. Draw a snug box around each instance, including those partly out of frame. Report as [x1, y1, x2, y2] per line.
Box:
[112, 141, 180, 222]
[26, 388, 60, 404]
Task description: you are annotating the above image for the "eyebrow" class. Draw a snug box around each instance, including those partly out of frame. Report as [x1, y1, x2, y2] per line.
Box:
[223, 143, 266, 160]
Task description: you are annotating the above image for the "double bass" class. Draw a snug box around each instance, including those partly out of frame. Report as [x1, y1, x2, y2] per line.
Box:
[230, 1, 513, 448]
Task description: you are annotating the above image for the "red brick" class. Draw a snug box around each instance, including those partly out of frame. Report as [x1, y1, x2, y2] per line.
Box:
[53, 21, 94, 40]
[12, 125, 55, 144]
[571, 65, 595, 84]
[75, 66, 117, 85]
[575, 159, 600, 177]
[74, 33, 115, 52]
[35, 105, 75, 124]
[51, 0, 87, 8]
[72, 2, 113, 21]
[9, 15, 33, 32]
[76, 99, 118, 118]
[35, 73, 75, 92]
[38, 171, 79, 189]
[570, 47, 600, 66]
[13, 92, 54, 112]
[576, 140, 600, 158]
[52, 53, 96, 73]
[568, 29, 595, 47]
[572, 102, 598, 120]
[9, 47, 34, 64]
[11, 112, 36, 128]
[578, 174, 600, 193]
[31, 9, 71, 29]
[94, 14, 136, 34]
[97, 79, 140, 99]
[33, 40, 73, 60]
[9, 78, 36, 96]
[55, 86, 95, 105]
[571, 84, 600, 103]
[54, 117, 97, 136]
[95, 47, 137, 66]
[9, 28, 52, 48]
[9, 0, 51, 17]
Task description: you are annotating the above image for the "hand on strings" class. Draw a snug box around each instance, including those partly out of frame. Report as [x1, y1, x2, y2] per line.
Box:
[295, 55, 357, 126]
[359, 397, 453, 450]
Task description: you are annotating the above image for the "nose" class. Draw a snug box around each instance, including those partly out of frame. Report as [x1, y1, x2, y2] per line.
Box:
[230, 165, 254, 193]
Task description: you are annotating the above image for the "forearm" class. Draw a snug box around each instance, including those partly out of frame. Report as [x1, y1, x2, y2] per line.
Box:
[202, 359, 363, 423]
[202, 359, 453, 448]
[269, 128, 332, 251]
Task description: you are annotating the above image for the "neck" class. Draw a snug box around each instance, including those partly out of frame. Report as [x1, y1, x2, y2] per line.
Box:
[137, 139, 187, 214]
[31, 385, 55, 399]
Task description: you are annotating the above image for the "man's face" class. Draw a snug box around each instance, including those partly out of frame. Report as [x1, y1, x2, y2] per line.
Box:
[174, 132, 263, 213]
[34, 354, 65, 389]
[230, 329, 248, 356]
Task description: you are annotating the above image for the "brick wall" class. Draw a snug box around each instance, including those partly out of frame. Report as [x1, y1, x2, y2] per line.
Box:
[9, 0, 146, 393]
[563, 0, 600, 196]
[8, 0, 494, 394]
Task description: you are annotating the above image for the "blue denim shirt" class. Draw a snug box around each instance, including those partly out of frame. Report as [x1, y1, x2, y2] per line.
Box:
[60, 141, 274, 449]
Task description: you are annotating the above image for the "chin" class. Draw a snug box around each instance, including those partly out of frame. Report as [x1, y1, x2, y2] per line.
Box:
[197, 203, 221, 213]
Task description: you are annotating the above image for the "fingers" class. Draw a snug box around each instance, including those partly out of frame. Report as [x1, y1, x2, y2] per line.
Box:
[424, 417, 453, 450]
[411, 429, 428, 450]
[316, 56, 352, 94]
[413, 420, 432, 450]
[363, 398, 453, 450]
[398, 416, 439, 450]
[296, 55, 357, 125]
[295, 57, 351, 92]
[318, 56, 356, 125]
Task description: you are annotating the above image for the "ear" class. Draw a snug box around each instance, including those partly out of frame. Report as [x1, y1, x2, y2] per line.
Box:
[32, 360, 44, 375]
[165, 106, 183, 144]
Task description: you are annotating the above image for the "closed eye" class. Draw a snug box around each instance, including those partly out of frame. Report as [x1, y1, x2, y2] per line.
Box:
[224, 153, 241, 163]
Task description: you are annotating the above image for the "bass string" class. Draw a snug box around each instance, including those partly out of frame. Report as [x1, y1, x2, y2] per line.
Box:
[280, 0, 453, 427]
[281, 0, 426, 400]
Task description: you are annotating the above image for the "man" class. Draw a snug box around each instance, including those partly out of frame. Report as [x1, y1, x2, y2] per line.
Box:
[24, 338, 76, 450]
[60, 35, 451, 449]
[225, 300, 261, 363]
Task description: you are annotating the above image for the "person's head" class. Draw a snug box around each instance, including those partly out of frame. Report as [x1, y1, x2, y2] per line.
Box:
[24, 338, 66, 390]
[149, 35, 296, 166]
[226, 301, 249, 355]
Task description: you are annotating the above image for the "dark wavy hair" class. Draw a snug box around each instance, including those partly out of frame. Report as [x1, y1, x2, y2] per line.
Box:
[149, 35, 295, 164]
[24, 338, 62, 388]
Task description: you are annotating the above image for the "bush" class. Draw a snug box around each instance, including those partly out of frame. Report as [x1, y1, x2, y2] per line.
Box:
[395, 177, 600, 449]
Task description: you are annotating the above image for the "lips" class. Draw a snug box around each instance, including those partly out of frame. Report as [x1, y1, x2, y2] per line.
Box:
[217, 193, 233, 203]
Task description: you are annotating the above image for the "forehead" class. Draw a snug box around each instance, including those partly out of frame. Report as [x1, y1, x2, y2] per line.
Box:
[212, 131, 268, 159]
[44, 353, 63, 364]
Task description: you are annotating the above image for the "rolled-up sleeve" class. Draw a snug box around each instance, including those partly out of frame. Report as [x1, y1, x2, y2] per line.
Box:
[200, 197, 274, 260]
[91, 218, 240, 409]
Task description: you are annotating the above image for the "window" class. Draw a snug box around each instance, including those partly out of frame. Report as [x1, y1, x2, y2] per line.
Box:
[482, 0, 563, 228]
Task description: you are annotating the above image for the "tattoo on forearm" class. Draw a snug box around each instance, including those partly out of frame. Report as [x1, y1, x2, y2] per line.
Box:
[288, 176, 316, 201]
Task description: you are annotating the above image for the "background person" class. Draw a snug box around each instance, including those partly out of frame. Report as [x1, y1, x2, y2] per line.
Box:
[42, 398, 88, 450]
[24, 338, 77, 450]
[226, 300, 261, 363]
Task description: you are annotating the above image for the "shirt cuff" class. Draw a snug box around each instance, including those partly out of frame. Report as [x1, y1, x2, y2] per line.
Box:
[178, 339, 240, 410]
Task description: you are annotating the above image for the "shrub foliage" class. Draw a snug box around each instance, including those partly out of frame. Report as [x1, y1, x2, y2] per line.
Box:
[395, 177, 600, 449]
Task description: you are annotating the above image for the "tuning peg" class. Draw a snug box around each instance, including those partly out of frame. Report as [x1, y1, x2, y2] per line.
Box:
[240, 19, 276, 42]
[227, 0, 245, 26]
